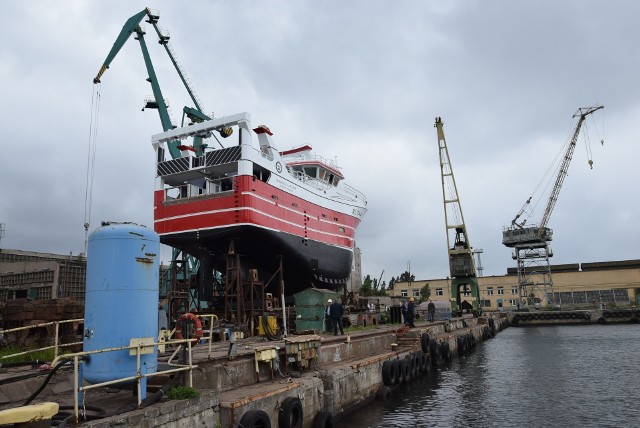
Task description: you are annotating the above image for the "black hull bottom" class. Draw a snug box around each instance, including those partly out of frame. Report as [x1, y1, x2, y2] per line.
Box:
[160, 225, 353, 296]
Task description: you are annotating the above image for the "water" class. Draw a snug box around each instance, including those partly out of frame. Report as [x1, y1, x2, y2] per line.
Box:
[337, 325, 640, 428]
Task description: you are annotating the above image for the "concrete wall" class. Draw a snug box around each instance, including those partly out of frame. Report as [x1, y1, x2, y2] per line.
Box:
[83, 391, 218, 428]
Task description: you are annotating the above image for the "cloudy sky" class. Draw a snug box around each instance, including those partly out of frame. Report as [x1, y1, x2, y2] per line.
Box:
[1, 1, 638, 284]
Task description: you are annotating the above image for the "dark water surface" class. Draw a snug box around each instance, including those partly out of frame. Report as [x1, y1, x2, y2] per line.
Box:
[337, 325, 639, 428]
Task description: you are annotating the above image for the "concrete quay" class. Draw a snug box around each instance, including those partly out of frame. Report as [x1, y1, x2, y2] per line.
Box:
[507, 308, 640, 326]
[0, 316, 507, 427]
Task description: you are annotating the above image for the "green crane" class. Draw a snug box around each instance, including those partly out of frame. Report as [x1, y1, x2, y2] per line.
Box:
[94, 8, 229, 313]
[93, 8, 213, 159]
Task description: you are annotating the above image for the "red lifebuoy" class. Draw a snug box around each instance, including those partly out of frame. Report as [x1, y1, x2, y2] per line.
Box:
[175, 313, 203, 344]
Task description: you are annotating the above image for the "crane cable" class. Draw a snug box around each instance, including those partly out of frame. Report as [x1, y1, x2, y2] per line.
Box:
[84, 84, 101, 253]
[517, 116, 579, 222]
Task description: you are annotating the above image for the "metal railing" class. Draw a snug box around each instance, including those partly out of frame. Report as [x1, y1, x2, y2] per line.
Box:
[51, 338, 197, 423]
[0, 318, 84, 361]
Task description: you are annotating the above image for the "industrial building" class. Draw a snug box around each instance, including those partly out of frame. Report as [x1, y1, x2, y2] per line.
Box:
[0, 249, 87, 301]
[389, 259, 640, 311]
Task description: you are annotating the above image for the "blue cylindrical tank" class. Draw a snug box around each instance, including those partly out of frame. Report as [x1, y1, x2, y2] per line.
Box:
[83, 222, 159, 384]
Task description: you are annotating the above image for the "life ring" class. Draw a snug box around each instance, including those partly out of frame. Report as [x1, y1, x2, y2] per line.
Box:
[240, 410, 271, 428]
[175, 312, 203, 344]
[279, 396, 303, 428]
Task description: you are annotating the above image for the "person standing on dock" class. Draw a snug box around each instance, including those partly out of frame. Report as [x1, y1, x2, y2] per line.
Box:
[330, 298, 345, 335]
[401, 300, 409, 325]
[427, 299, 436, 322]
[326, 299, 335, 333]
[407, 297, 416, 328]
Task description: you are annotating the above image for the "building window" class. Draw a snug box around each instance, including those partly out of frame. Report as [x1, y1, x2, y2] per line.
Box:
[487, 287, 494, 295]
[413, 290, 420, 297]
[401, 290, 408, 297]
[480, 299, 491, 307]
[497, 287, 504, 295]
[462, 290, 471, 297]
[511, 286, 518, 294]
[509, 299, 518, 306]
[436, 288, 443, 296]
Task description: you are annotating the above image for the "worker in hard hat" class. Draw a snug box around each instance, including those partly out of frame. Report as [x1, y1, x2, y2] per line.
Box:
[407, 297, 416, 328]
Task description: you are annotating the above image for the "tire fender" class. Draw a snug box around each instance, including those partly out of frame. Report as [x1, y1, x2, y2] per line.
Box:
[312, 411, 334, 428]
[240, 410, 271, 428]
[279, 397, 303, 428]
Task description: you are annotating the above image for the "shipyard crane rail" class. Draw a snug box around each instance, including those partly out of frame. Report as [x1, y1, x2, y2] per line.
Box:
[503, 104, 604, 247]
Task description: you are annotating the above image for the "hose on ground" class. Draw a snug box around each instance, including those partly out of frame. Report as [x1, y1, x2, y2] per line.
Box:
[23, 357, 81, 406]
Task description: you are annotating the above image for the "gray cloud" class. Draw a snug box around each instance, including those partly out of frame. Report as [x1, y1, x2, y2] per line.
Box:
[1, 1, 637, 285]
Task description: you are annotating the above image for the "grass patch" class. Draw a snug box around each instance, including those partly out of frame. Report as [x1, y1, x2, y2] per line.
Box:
[167, 386, 199, 400]
[0, 345, 58, 364]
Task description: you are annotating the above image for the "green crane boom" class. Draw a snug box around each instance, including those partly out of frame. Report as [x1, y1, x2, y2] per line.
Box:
[93, 8, 211, 159]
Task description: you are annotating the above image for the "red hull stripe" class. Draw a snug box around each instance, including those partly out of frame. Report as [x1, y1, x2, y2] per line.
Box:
[155, 206, 354, 249]
[239, 192, 357, 233]
[154, 175, 362, 248]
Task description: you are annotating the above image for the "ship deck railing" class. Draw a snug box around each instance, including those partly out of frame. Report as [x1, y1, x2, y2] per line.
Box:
[287, 169, 366, 203]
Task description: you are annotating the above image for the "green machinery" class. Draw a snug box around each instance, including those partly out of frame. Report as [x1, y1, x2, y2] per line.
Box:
[435, 117, 481, 317]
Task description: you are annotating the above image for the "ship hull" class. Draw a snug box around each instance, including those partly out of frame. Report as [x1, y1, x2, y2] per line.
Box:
[155, 175, 359, 293]
[160, 224, 353, 292]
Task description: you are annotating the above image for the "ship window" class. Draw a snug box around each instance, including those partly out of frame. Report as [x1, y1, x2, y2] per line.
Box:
[192, 156, 204, 168]
[303, 166, 318, 178]
[253, 165, 271, 183]
[322, 214, 327, 218]
[157, 147, 165, 163]
[292, 203, 298, 207]
[338, 227, 345, 233]
[272, 195, 278, 200]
